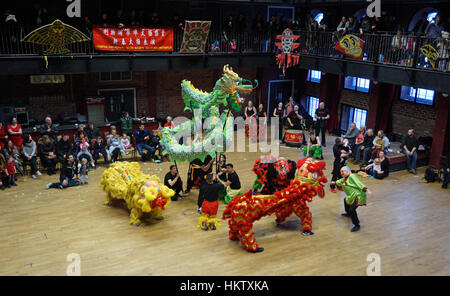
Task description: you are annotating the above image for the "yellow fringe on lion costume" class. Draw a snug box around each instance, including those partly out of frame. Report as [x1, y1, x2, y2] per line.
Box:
[100, 161, 174, 225]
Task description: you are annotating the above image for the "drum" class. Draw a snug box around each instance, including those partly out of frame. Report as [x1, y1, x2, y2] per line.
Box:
[284, 129, 303, 147]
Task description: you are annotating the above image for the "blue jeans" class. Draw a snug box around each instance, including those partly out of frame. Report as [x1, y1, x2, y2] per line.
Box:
[49, 178, 80, 189]
[136, 143, 155, 156]
[356, 146, 372, 163]
[402, 149, 417, 170]
[354, 144, 363, 160]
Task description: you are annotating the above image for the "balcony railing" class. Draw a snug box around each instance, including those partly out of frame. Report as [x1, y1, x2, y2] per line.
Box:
[0, 26, 448, 72]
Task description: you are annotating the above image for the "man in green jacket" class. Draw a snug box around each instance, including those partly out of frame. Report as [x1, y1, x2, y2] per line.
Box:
[120, 112, 134, 143]
[336, 166, 373, 232]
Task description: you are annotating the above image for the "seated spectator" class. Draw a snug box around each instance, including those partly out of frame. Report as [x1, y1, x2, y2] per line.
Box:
[46, 155, 80, 190]
[86, 122, 101, 142]
[441, 152, 450, 189]
[107, 129, 124, 163]
[56, 134, 73, 164]
[0, 153, 7, 190]
[0, 121, 8, 149]
[371, 130, 390, 160]
[39, 135, 57, 175]
[22, 134, 41, 179]
[401, 129, 418, 175]
[120, 133, 132, 150]
[351, 126, 365, 161]
[355, 128, 375, 164]
[134, 124, 155, 161]
[77, 137, 95, 168]
[362, 151, 389, 179]
[7, 116, 23, 150]
[336, 16, 347, 35]
[164, 165, 183, 201]
[39, 116, 58, 142]
[2, 139, 23, 176]
[149, 130, 163, 161]
[93, 136, 109, 165]
[343, 123, 359, 152]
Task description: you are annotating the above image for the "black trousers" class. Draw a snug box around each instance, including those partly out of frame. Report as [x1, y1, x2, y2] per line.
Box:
[8, 174, 16, 185]
[330, 160, 344, 189]
[344, 199, 359, 226]
[315, 122, 327, 145]
[186, 168, 203, 191]
[110, 148, 120, 162]
[41, 158, 57, 172]
[24, 156, 38, 175]
[169, 178, 183, 195]
[94, 148, 108, 164]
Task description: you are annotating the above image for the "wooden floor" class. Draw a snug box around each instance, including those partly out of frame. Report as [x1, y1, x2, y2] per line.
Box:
[0, 133, 449, 276]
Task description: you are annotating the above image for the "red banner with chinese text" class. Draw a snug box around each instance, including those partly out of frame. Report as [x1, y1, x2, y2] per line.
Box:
[93, 26, 174, 51]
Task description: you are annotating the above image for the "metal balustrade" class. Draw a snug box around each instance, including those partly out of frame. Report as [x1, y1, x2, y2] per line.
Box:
[0, 26, 448, 72]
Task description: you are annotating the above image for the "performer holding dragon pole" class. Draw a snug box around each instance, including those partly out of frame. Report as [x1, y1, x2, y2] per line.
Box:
[336, 166, 373, 232]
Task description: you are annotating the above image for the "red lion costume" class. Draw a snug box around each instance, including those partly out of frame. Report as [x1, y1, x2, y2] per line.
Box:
[223, 157, 327, 252]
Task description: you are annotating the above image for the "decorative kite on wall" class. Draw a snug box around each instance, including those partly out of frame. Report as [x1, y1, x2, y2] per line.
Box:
[275, 28, 300, 75]
[22, 19, 90, 55]
[419, 44, 440, 69]
[334, 34, 364, 60]
[180, 21, 211, 53]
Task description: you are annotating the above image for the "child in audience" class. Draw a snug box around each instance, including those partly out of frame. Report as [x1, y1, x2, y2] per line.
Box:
[5, 155, 17, 187]
[77, 136, 95, 167]
[0, 153, 7, 190]
[120, 133, 132, 153]
[78, 158, 90, 185]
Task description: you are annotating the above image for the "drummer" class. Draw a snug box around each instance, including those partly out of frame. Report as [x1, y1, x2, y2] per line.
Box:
[287, 105, 307, 145]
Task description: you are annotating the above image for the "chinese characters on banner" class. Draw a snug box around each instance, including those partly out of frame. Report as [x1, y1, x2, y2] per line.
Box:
[93, 26, 174, 51]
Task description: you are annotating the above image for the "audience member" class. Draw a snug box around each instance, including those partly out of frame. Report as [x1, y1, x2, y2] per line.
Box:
[134, 124, 154, 161]
[86, 122, 101, 142]
[314, 102, 330, 147]
[0, 121, 8, 149]
[22, 134, 41, 179]
[7, 116, 23, 149]
[425, 14, 443, 38]
[352, 126, 365, 161]
[0, 153, 7, 190]
[56, 134, 73, 164]
[5, 155, 17, 187]
[3, 139, 23, 176]
[355, 128, 375, 164]
[343, 123, 359, 151]
[107, 129, 124, 163]
[120, 112, 134, 143]
[371, 130, 390, 160]
[345, 16, 358, 34]
[401, 128, 418, 175]
[78, 158, 90, 185]
[93, 136, 109, 165]
[39, 116, 58, 142]
[39, 135, 57, 175]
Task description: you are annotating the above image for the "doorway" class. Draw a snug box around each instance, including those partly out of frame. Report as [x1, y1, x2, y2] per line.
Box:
[97, 88, 136, 122]
[267, 80, 294, 116]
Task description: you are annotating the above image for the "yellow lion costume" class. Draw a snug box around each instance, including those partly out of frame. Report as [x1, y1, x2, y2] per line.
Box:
[100, 161, 174, 225]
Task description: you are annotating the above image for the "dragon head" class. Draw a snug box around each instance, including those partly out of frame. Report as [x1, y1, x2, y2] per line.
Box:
[216, 64, 258, 111]
[295, 157, 327, 198]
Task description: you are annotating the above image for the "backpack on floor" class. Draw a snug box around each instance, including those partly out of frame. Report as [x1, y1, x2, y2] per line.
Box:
[424, 167, 439, 183]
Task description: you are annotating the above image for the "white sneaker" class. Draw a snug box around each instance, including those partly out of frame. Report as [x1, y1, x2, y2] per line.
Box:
[36, 171, 42, 176]
[46, 183, 52, 189]
[31, 175, 37, 179]
[91, 161, 95, 168]
[197, 207, 202, 214]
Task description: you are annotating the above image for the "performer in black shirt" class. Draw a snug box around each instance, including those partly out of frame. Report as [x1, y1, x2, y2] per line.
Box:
[330, 138, 350, 193]
[314, 102, 330, 146]
[198, 174, 224, 230]
[185, 155, 214, 193]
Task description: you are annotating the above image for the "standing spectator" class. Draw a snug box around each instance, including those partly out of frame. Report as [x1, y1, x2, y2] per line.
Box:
[128, 10, 141, 26]
[273, 101, 286, 143]
[314, 102, 330, 147]
[425, 14, 443, 38]
[413, 12, 429, 36]
[46, 155, 80, 190]
[305, 14, 318, 53]
[391, 28, 407, 64]
[401, 129, 419, 175]
[99, 13, 110, 26]
[0, 121, 8, 149]
[39, 116, 58, 142]
[30, 3, 48, 28]
[236, 14, 246, 32]
[345, 16, 357, 34]
[359, 17, 372, 35]
[352, 126, 365, 161]
[7, 116, 23, 149]
[149, 12, 162, 26]
[164, 116, 175, 128]
[56, 134, 73, 164]
[343, 123, 359, 151]
[86, 122, 101, 142]
[134, 124, 155, 161]
[164, 164, 183, 201]
[120, 112, 134, 143]
[336, 16, 347, 34]
[285, 96, 294, 116]
[371, 16, 384, 33]
[93, 136, 109, 165]
[22, 134, 41, 179]
[355, 128, 375, 164]
[39, 135, 57, 175]
[112, 9, 125, 28]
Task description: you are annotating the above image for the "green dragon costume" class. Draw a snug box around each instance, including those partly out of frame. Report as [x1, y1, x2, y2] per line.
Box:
[161, 65, 257, 162]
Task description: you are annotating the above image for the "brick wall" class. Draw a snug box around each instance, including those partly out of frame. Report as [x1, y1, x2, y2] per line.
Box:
[391, 99, 437, 137]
